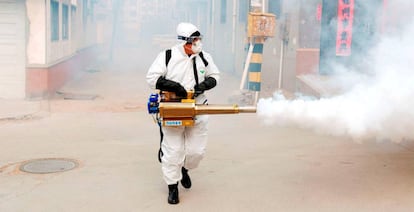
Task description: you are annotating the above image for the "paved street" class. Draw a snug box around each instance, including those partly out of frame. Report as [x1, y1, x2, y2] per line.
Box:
[1, 55, 414, 212]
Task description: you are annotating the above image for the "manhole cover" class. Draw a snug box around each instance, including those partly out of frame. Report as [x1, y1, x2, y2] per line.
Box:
[19, 158, 78, 174]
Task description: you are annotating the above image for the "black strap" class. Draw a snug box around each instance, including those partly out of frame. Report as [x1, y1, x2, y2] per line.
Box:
[199, 51, 209, 67]
[192, 52, 209, 88]
[165, 49, 208, 67]
[192, 57, 199, 86]
[157, 118, 163, 163]
[159, 49, 170, 163]
[165, 49, 171, 67]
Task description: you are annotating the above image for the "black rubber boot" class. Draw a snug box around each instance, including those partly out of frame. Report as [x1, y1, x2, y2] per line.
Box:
[181, 167, 192, 189]
[168, 183, 179, 204]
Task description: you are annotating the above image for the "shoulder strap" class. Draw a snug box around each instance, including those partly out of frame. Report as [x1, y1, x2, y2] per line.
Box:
[167, 49, 207, 67]
[192, 52, 209, 86]
[192, 57, 199, 86]
[199, 51, 209, 67]
[165, 49, 171, 67]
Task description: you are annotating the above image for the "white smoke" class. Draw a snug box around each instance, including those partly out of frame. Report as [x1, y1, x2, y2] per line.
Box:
[257, 15, 414, 142]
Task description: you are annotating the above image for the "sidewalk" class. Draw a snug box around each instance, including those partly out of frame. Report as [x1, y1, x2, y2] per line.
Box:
[0, 99, 46, 121]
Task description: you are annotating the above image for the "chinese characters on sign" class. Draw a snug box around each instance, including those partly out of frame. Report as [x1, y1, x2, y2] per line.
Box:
[336, 0, 354, 56]
[316, 3, 322, 22]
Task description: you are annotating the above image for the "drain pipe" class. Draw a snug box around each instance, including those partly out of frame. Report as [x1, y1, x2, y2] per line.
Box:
[278, 40, 284, 90]
[232, 0, 237, 54]
[239, 41, 253, 90]
[211, 0, 215, 54]
[262, 0, 265, 13]
[278, 13, 289, 91]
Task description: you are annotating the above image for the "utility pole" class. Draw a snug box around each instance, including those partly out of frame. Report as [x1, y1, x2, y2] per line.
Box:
[239, 0, 276, 104]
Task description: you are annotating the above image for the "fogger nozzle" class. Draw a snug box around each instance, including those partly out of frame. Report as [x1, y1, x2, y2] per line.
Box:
[237, 106, 257, 113]
[194, 104, 257, 115]
[159, 103, 256, 118]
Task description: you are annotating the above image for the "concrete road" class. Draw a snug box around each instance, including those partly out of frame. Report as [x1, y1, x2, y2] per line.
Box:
[1, 64, 414, 212]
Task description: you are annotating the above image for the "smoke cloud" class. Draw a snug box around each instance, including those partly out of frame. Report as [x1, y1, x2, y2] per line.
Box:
[257, 8, 414, 142]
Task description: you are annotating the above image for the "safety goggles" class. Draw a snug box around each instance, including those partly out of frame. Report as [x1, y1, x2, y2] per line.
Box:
[178, 35, 203, 43]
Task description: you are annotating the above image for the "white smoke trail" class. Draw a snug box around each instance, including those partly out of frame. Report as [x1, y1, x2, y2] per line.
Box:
[257, 16, 414, 142]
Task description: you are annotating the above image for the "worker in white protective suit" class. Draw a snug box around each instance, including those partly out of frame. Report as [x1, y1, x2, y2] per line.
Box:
[146, 22, 220, 204]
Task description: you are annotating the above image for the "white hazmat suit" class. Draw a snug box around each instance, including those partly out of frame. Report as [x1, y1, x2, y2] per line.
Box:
[146, 34, 220, 185]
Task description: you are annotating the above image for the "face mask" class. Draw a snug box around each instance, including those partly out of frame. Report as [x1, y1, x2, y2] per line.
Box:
[191, 40, 203, 54]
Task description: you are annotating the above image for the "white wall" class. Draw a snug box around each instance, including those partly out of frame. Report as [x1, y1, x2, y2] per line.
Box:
[26, 0, 98, 66]
[26, 0, 46, 65]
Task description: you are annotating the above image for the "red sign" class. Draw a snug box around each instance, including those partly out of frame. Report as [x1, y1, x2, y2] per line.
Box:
[336, 0, 354, 56]
[316, 3, 322, 21]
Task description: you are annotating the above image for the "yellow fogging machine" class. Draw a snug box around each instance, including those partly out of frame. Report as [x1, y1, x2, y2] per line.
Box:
[147, 91, 256, 127]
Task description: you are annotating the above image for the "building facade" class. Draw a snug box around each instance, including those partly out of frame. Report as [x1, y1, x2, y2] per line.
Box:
[0, 0, 100, 99]
[1, 0, 407, 100]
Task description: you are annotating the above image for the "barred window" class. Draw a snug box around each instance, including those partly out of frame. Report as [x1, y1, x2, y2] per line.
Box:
[220, 0, 226, 23]
[71, 5, 76, 40]
[239, 0, 248, 22]
[51, 0, 59, 41]
[62, 4, 69, 40]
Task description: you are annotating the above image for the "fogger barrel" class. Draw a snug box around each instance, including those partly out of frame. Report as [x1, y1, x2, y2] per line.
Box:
[159, 102, 256, 126]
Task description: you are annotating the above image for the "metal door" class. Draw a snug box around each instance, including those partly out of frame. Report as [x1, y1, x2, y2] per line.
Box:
[0, 0, 26, 99]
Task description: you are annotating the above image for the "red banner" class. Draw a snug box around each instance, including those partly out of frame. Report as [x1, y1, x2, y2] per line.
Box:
[336, 0, 354, 56]
[316, 3, 322, 22]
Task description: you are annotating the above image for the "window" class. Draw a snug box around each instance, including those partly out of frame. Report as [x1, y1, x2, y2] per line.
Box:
[269, 0, 282, 17]
[71, 5, 76, 38]
[83, 0, 88, 29]
[239, 0, 248, 22]
[220, 0, 226, 23]
[51, 0, 59, 41]
[62, 4, 69, 40]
